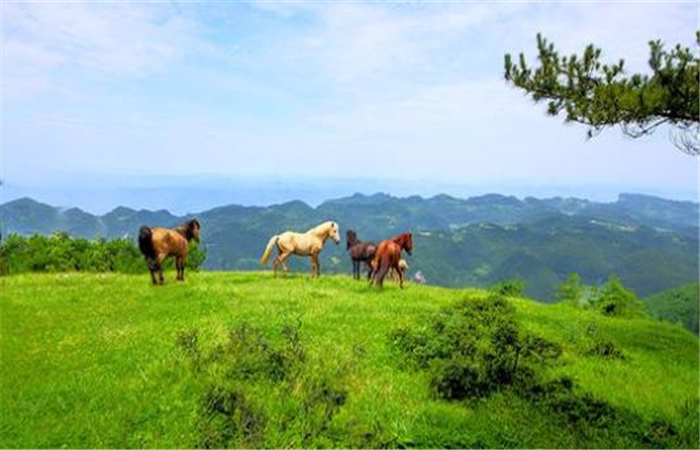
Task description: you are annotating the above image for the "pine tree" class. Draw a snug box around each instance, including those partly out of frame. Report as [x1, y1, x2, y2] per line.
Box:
[504, 33, 699, 155]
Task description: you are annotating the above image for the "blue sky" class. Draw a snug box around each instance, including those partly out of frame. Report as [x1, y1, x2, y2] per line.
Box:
[1, 1, 698, 212]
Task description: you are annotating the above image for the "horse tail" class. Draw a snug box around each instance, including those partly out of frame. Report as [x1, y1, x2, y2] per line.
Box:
[260, 235, 279, 265]
[138, 226, 156, 260]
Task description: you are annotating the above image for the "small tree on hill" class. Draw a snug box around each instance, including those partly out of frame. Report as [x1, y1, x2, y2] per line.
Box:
[589, 275, 645, 317]
[504, 33, 700, 155]
[554, 272, 584, 306]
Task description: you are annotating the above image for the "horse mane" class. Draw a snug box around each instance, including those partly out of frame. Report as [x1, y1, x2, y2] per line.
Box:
[392, 233, 412, 250]
[392, 233, 410, 243]
[306, 221, 334, 234]
[175, 218, 198, 241]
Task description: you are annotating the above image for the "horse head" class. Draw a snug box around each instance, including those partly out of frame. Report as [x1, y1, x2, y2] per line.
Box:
[398, 233, 412, 255]
[346, 229, 357, 250]
[328, 221, 341, 245]
[189, 218, 201, 242]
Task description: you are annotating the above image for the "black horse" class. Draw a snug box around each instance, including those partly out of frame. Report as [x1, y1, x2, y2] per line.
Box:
[346, 230, 377, 280]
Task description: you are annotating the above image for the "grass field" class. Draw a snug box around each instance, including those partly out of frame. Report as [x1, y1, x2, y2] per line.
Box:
[1, 272, 698, 448]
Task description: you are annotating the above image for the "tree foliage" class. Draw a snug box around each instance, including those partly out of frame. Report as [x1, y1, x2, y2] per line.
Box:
[554, 272, 584, 306]
[588, 275, 645, 318]
[504, 33, 699, 155]
[0, 233, 206, 275]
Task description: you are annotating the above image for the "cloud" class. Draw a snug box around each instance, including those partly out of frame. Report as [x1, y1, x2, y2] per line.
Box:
[500, 2, 696, 73]
[3, 1, 697, 195]
[2, 2, 214, 98]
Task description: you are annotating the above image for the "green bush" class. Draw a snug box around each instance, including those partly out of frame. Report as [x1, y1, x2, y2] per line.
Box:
[588, 275, 645, 317]
[554, 272, 584, 305]
[0, 233, 205, 275]
[177, 321, 350, 448]
[391, 294, 561, 400]
[490, 278, 526, 297]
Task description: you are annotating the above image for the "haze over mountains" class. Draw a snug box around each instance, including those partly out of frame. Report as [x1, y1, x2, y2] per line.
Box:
[1, 192, 697, 301]
[2, 175, 697, 215]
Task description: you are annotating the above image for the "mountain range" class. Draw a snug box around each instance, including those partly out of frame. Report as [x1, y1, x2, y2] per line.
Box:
[1, 192, 697, 300]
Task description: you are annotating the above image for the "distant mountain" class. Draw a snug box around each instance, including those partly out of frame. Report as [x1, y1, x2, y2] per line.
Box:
[1, 193, 697, 300]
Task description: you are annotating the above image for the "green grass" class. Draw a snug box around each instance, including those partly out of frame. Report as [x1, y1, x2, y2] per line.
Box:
[1, 272, 698, 448]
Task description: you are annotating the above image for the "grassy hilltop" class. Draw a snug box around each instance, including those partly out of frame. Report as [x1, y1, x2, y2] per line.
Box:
[1, 272, 698, 448]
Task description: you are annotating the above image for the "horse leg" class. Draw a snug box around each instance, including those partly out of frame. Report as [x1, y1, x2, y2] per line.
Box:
[176, 256, 184, 281]
[148, 259, 158, 285]
[375, 255, 392, 288]
[352, 260, 358, 280]
[311, 253, 320, 278]
[369, 259, 378, 286]
[156, 254, 166, 285]
[397, 263, 405, 289]
[274, 252, 291, 277]
[365, 261, 374, 281]
[272, 251, 281, 277]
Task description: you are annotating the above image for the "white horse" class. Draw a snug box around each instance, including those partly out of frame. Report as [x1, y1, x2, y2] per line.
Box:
[260, 221, 341, 277]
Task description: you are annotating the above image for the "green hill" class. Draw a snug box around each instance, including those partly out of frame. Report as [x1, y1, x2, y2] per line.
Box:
[644, 282, 700, 335]
[1, 272, 697, 448]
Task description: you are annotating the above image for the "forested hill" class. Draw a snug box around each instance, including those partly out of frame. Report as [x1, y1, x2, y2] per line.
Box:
[1, 192, 698, 300]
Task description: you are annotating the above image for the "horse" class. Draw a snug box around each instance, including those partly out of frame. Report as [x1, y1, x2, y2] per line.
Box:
[259, 221, 340, 277]
[138, 218, 201, 285]
[371, 233, 413, 288]
[346, 229, 377, 280]
[387, 259, 409, 282]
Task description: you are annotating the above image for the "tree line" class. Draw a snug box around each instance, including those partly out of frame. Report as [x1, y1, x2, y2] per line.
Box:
[0, 232, 206, 275]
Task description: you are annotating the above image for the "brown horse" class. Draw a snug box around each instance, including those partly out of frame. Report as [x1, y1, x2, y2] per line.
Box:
[138, 218, 201, 285]
[346, 229, 377, 280]
[371, 233, 413, 288]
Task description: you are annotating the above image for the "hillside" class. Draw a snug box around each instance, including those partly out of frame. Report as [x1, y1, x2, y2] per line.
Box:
[1, 193, 698, 301]
[644, 282, 700, 335]
[1, 273, 697, 448]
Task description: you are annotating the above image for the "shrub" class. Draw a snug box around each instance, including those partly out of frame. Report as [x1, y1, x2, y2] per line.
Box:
[490, 278, 526, 297]
[177, 321, 350, 448]
[583, 339, 625, 360]
[198, 384, 266, 448]
[391, 294, 561, 400]
[429, 357, 488, 400]
[0, 232, 206, 275]
[588, 275, 645, 317]
[554, 272, 584, 306]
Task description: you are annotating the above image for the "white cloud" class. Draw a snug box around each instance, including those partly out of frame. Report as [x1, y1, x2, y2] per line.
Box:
[2, 2, 214, 98]
[3, 1, 697, 195]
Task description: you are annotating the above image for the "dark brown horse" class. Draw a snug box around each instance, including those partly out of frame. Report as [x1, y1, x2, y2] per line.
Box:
[371, 233, 413, 288]
[346, 229, 377, 280]
[138, 218, 201, 285]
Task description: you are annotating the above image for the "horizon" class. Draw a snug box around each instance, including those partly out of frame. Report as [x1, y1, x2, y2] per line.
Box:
[2, 181, 697, 217]
[3, 1, 698, 209]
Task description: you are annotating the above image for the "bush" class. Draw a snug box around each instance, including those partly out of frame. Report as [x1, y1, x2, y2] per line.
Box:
[588, 276, 645, 317]
[177, 321, 350, 448]
[198, 384, 266, 449]
[392, 296, 695, 447]
[391, 294, 561, 400]
[583, 339, 625, 360]
[490, 278, 526, 297]
[554, 272, 584, 305]
[0, 232, 206, 275]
